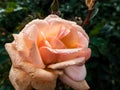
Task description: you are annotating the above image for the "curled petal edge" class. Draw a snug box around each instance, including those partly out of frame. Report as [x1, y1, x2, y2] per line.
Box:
[60, 73, 90, 90]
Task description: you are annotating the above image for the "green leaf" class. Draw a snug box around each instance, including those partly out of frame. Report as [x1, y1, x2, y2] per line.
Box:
[90, 7, 99, 20]
[89, 21, 106, 37]
[5, 7, 14, 13]
[5, 2, 23, 13]
[5, 2, 17, 13]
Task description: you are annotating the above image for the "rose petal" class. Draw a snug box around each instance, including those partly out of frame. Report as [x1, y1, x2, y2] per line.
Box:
[48, 57, 85, 69]
[74, 24, 89, 40]
[77, 31, 89, 48]
[38, 32, 52, 48]
[61, 27, 89, 48]
[26, 42, 45, 67]
[60, 74, 90, 90]
[45, 15, 89, 48]
[13, 34, 33, 56]
[5, 43, 45, 68]
[64, 65, 87, 81]
[39, 47, 91, 65]
[31, 68, 59, 90]
[9, 66, 32, 90]
[5, 43, 22, 67]
[57, 26, 70, 39]
[61, 29, 78, 48]
[22, 19, 49, 36]
[45, 15, 89, 40]
[44, 14, 60, 21]
[47, 37, 66, 49]
[14, 24, 47, 67]
[5, 43, 41, 72]
[45, 14, 76, 25]
[45, 22, 70, 38]
[44, 15, 75, 39]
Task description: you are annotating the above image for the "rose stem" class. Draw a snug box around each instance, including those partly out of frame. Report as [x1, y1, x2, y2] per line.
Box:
[82, 0, 97, 28]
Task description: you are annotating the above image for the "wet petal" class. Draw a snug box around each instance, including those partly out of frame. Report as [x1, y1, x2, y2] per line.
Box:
[5, 43, 22, 67]
[6, 34, 45, 68]
[45, 14, 76, 25]
[13, 34, 33, 56]
[22, 19, 49, 35]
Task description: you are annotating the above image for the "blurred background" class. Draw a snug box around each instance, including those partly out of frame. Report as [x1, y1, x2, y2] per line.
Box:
[0, 0, 120, 90]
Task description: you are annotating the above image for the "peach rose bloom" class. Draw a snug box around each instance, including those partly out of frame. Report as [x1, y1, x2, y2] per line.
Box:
[5, 14, 91, 90]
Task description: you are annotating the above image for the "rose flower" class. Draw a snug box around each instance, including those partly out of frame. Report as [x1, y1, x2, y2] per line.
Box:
[5, 14, 91, 90]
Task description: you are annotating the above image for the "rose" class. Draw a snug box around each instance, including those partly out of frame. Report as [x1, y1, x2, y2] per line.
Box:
[5, 14, 91, 90]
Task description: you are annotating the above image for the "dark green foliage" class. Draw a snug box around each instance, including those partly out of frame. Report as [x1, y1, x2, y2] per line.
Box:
[0, 0, 120, 90]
